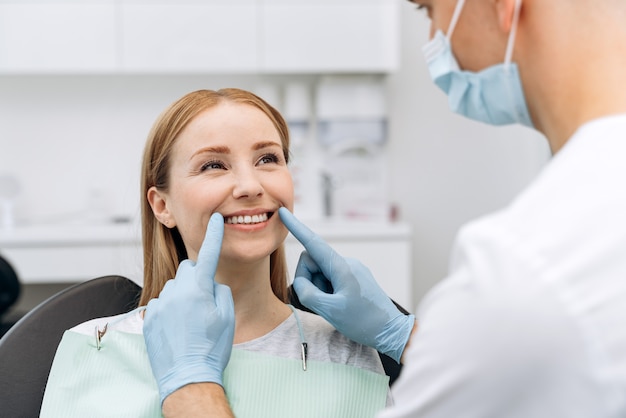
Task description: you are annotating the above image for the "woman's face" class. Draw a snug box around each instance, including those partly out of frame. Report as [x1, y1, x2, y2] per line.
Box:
[150, 101, 293, 264]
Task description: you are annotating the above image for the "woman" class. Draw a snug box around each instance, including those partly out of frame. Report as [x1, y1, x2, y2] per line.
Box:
[41, 89, 389, 417]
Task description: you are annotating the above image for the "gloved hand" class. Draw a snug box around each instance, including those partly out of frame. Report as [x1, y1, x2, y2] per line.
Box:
[143, 212, 235, 404]
[279, 207, 415, 363]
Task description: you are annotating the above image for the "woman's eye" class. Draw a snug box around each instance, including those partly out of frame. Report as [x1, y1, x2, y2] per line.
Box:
[257, 153, 280, 165]
[200, 160, 226, 171]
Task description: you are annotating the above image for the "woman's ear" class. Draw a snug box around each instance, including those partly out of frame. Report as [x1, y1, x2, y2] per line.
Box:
[147, 186, 176, 228]
[495, 0, 517, 33]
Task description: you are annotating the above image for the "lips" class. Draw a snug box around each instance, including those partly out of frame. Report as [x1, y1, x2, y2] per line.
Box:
[224, 212, 271, 225]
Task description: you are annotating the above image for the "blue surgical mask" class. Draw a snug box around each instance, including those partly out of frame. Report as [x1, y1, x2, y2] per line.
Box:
[422, 0, 533, 128]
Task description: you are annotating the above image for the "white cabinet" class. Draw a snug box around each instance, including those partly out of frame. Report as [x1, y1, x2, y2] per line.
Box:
[2, 244, 143, 284]
[261, 0, 399, 73]
[0, 0, 398, 74]
[120, 0, 259, 73]
[0, 224, 143, 284]
[0, 2, 117, 72]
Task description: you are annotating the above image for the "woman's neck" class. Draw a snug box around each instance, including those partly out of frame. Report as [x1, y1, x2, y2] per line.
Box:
[215, 257, 291, 344]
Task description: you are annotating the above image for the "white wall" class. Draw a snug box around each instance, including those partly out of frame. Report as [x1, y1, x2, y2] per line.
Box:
[0, 74, 315, 224]
[0, 3, 551, 312]
[386, 3, 550, 310]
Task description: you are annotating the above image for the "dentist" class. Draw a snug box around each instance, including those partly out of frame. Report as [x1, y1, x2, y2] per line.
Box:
[144, 0, 626, 417]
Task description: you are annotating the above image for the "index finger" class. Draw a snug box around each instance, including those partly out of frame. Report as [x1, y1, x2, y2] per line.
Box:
[278, 207, 347, 278]
[278, 207, 317, 247]
[195, 212, 225, 291]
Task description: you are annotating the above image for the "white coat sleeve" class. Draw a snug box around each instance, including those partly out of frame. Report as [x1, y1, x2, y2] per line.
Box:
[378, 221, 596, 418]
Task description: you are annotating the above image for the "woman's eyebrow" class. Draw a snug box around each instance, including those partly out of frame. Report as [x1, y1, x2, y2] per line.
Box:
[190, 145, 231, 160]
[253, 141, 282, 151]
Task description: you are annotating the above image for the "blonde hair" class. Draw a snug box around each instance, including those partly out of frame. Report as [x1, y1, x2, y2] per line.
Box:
[139, 88, 291, 306]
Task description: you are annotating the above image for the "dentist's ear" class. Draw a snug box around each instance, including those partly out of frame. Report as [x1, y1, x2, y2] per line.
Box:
[495, 0, 519, 33]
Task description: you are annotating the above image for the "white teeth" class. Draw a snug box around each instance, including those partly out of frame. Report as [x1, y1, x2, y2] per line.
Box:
[226, 213, 269, 225]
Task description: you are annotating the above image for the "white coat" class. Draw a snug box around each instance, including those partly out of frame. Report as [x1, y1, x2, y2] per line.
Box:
[380, 114, 626, 418]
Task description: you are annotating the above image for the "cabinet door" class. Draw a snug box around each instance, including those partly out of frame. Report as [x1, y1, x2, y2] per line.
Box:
[0, 2, 117, 73]
[120, 0, 258, 73]
[261, 0, 399, 73]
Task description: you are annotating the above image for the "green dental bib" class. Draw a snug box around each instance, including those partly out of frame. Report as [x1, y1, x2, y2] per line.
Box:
[224, 348, 389, 417]
[41, 329, 389, 417]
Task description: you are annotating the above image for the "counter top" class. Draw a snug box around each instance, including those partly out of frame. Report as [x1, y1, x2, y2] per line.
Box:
[1, 219, 413, 308]
[0, 222, 141, 247]
[0, 219, 411, 248]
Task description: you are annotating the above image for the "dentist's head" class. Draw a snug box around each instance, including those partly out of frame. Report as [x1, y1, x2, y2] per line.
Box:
[421, 0, 532, 127]
[412, 0, 626, 152]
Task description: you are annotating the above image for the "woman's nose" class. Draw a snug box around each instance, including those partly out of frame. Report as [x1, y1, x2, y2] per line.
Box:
[232, 168, 264, 199]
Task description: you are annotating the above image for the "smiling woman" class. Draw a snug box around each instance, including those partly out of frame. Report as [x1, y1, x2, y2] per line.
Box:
[40, 89, 391, 418]
[140, 89, 293, 306]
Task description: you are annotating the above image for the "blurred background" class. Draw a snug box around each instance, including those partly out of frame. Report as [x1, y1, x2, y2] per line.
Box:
[0, 0, 549, 323]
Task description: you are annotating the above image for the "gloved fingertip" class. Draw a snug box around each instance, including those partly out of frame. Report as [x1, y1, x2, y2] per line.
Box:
[278, 207, 296, 232]
[208, 212, 225, 233]
[278, 207, 315, 245]
[278, 206, 292, 218]
[194, 214, 225, 292]
[201, 213, 224, 255]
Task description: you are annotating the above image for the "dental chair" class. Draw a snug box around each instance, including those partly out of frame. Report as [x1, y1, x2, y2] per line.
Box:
[0, 254, 22, 338]
[0, 275, 142, 417]
[0, 274, 405, 417]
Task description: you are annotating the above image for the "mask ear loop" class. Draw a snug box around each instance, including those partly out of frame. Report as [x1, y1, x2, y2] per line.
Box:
[504, 0, 523, 70]
[502, 0, 526, 124]
[446, 0, 467, 41]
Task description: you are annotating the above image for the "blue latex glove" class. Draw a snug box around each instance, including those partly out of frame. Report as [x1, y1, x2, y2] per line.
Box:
[279, 208, 415, 363]
[143, 213, 235, 404]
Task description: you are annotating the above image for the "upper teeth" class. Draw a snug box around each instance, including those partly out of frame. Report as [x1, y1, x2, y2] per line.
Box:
[226, 213, 269, 225]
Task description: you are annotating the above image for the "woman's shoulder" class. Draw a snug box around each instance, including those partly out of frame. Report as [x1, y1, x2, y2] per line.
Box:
[69, 308, 144, 336]
[295, 309, 348, 344]
[295, 308, 334, 331]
